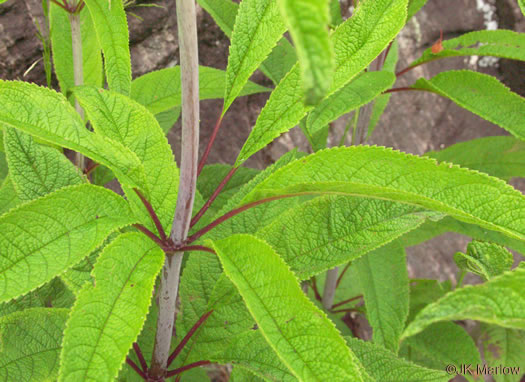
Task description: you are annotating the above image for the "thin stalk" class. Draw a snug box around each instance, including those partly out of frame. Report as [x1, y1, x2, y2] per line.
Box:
[69, 2, 85, 170]
[331, 295, 362, 309]
[133, 343, 148, 373]
[149, 0, 200, 377]
[126, 358, 147, 380]
[166, 360, 211, 378]
[322, 267, 339, 310]
[197, 114, 223, 176]
[177, 245, 216, 255]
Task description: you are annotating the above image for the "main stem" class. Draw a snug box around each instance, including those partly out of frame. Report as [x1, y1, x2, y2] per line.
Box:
[149, 0, 200, 377]
[69, 4, 85, 170]
[322, 267, 339, 310]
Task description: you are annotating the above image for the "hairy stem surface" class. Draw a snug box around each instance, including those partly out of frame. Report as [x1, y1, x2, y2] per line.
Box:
[150, 0, 200, 377]
[69, 5, 85, 170]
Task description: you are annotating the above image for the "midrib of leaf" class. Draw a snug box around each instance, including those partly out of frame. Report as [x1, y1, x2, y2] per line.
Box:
[222, 253, 321, 380]
[77, 251, 147, 381]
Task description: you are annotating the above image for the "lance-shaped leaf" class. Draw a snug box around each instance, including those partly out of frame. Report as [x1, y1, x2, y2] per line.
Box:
[402, 265, 525, 339]
[59, 233, 164, 382]
[241, 146, 525, 243]
[210, 234, 365, 382]
[49, 2, 103, 97]
[0, 176, 20, 216]
[401, 322, 481, 382]
[356, 243, 409, 353]
[198, 0, 296, 85]
[407, 0, 428, 20]
[83, 0, 131, 95]
[0, 81, 146, 190]
[454, 240, 514, 281]
[4, 128, 84, 201]
[235, 0, 408, 165]
[131, 66, 268, 115]
[306, 71, 396, 135]
[278, 0, 333, 104]
[413, 70, 525, 140]
[481, 324, 525, 382]
[0, 308, 69, 382]
[74, 85, 179, 232]
[408, 30, 525, 70]
[257, 195, 437, 279]
[223, 0, 286, 113]
[426, 136, 525, 181]
[0, 184, 135, 303]
[346, 337, 449, 382]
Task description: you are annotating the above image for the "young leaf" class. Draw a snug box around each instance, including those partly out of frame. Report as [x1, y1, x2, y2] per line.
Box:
[402, 265, 525, 339]
[223, 0, 286, 113]
[0, 81, 146, 190]
[235, 0, 408, 165]
[73, 85, 179, 232]
[408, 30, 525, 70]
[346, 337, 449, 382]
[131, 66, 268, 115]
[278, 0, 333, 104]
[0, 308, 69, 381]
[49, 2, 103, 97]
[306, 71, 396, 135]
[197, 0, 296, 85]
[209, 234, 365, 381]
[4, 128, 84, 201]
[413, 70, 525, 141]
[400, 322, 481, 380]
[241, 146, 525, 244]
[0, 176, 20, 216]
[59, 233, 164, 382]
[480, 324, 525, 382]
[83, 0, 132, 95]
[0, 184, 135, 303]
[426, 136, 525, 181]
[257, 195, 437, 279]
[356, 243, 409, 353]
[454, 240, 514, 281]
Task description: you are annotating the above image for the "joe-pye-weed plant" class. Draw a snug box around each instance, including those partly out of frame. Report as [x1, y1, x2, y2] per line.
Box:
[0, 0, 524, 380]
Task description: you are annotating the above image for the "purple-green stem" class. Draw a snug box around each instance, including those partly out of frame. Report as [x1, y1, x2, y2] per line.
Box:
[149, 0, 200, 377]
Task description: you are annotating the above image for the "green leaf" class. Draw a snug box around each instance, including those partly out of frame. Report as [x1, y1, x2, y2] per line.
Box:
[60, 250, 99, 295]
[0, 176, 20, 216]
[426, 136, 525, 181]
[278, 0, 333, 104]
[0, 278, 74, 318]
[454, 240, 514, 281]
[481, 324, 525, 382]
[223, 0, 286, 113]
[235, 0, 408, 165]
[402, 265, 525, 339]
[257, 195, 436, 279]
[230, 366, 266, 382]
[346, 337, 449, 382]
[59, 233, 164, 382]
[49, 2, 103, 97]
[0, 308, 69, 382]
[73, 85, 179, 232]
[519, 0, 525, 16]
[306, 71, 396, 136]
[356, 243, 409, 353]
[4, 128, 84, 201]
[0, 81, 146, 190]
[407, 279, 452, 323]
[83, 0, 132, 95]
[413, 70, 525, 140]
[409, 30, 525, 70]
[209, 234, 365, 382]
[407, 0, 428, 20]
[156, 107, 181, 134]
[0, 184, 135, 303]
[241, 146, 525, 244]
[197, 0, 296, 84]
[131, 66, 268, 115]
[400, 322, 481, 381]
[329, 0, 343, 26]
